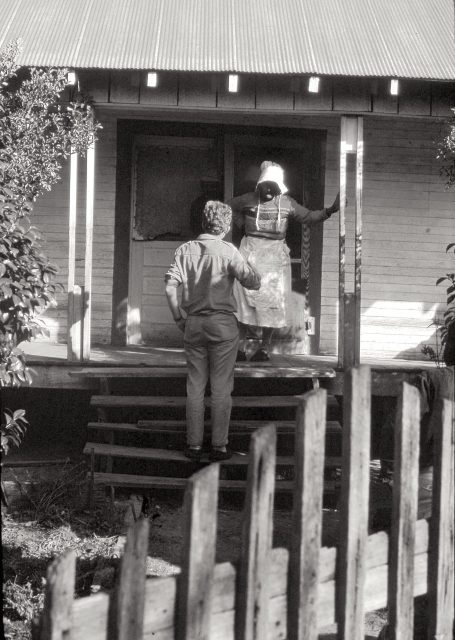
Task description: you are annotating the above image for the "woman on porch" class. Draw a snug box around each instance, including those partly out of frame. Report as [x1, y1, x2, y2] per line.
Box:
[229, 161, 340, 361]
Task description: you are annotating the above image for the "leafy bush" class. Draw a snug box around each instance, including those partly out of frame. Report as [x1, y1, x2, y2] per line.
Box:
[0, 39, 99, 450]
[438, 109, 455, 188]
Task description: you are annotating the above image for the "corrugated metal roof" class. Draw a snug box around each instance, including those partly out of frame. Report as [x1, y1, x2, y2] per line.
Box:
[1, 0, 455, 80]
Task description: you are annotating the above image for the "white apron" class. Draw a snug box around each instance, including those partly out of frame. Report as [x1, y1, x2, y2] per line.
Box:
[233, 236, 292, 328]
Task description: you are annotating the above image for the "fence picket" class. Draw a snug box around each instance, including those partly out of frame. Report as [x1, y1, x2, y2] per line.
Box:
[387, 382, 420, 640]
[236, 423, 277, 640]
[110, 517, 149, 640]
[39, 549, 76, 640]
[428, 398, 455, 638]
[177, 463, 219, 640]
[336, 365, 371, 640]
[288, 388, 327, 640]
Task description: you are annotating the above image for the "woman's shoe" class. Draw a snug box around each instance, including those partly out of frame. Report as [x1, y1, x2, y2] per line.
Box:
[250, 348, 270, 362]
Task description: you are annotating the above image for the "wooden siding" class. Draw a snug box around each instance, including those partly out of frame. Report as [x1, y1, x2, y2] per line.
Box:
[32, 113, 118, 344]
[77, 72, 455, 119]
[317, 116, 454, 359]
[29, 104, 455, 360]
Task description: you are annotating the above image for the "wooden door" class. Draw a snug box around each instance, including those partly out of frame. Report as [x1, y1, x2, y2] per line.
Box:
[128, 135, 220, 344]
[224, 133, 326, 354]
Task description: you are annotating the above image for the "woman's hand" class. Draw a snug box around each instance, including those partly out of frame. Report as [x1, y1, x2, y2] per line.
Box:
[326, 193, 340, 216]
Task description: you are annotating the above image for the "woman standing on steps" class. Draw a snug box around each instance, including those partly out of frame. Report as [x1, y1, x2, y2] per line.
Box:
[229, 161, 340, 362]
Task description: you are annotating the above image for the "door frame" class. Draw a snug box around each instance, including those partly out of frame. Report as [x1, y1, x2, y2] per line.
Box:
[223, 131, 327, 353]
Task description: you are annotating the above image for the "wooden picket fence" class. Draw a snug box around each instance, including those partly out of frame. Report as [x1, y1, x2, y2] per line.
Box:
[33, 366, 454, 640]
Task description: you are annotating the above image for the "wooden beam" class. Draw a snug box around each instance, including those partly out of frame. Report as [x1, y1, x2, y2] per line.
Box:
[354, 117, 363, 364]
[336, 365, 371, 639]
[236, 424, 276, 640]
[427, 398, 455, 637]
[387, 383, 420, 640]
[67, 150, 79, 361]
[338, 117, 348, 368]
[288, 389, 327, 640]
[82, 133, 95, 361]
[177, 465, 219, 640]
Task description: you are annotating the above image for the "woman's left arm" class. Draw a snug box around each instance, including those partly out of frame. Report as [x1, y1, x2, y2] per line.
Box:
[288, 193, 340, 225]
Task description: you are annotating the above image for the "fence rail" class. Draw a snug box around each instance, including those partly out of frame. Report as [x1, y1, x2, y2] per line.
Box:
[34, 366, 454, 640]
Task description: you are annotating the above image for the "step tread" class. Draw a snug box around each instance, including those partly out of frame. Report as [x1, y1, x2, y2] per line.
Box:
[72, 365, 336, 379]
[87, 420, 342, 434]
[88, 472, 337, 493]
[90, 395, 340, 408]
[84, 442, 341, 467]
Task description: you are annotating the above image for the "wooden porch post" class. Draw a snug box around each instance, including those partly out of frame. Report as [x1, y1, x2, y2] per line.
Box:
[67, 150, 83, 361]
[82, 128, 95, 361]
[338, 116, 363, 368]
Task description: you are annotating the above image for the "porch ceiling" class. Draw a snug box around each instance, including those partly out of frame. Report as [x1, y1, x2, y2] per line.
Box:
[1, 0, 455, 81]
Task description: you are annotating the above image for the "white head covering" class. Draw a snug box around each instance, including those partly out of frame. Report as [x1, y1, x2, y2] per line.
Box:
[256, 161, 288, 194]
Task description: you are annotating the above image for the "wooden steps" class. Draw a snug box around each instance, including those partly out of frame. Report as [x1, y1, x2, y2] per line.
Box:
[85, 382, 342, 499]
[84, 441, 341, 468]
[90, 394, 338, 408]
[87, 419, 342, 435]
[89, 472, 337, 494]
[74, 365, 336, 379]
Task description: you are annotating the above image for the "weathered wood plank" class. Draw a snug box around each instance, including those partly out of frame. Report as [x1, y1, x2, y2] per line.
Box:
[288, 389, 327, 640]
[236, 424, 276, 640]
[69, 520, 431, 640]
[110, 518, 149, 640]
[83, 134, 95, 361]
[177, 464, 219, 640]
[336, 365, 371, 640]
[39, 549, 76, 640]
[73, 365, 336, 379]
[387, 382, 420, 640]
[337, 117, 348, 368]
[90, 394, 314, 408]
[427, 397, 455, 638]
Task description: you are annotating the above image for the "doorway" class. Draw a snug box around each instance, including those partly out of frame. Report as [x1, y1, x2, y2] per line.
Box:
[224, 132, 326, 354]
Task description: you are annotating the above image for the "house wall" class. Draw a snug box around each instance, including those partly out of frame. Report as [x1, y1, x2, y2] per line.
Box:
[317, 116, 454, 360]
[32, 112, 118, 343]
[30, 98, 454, 359]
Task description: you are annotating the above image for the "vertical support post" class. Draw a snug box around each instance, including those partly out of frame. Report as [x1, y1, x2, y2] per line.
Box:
[39, 550, 76, 639]
[82, 132, 95, 361]
[67, 150, 79, 361]
[338, 118, 348, 368]
[338, 116, 364, 368]
[110, 518, 149, 640]
[336, 365, 371, 640]
[354, 117, 363, 364]
[343, 293, 357, 370]
[223, 138, 234, 243]
[387, 383, 420, 640]
[288, 389, 327, 640]
[177, 464, 219, 640]
[236, 424, 276, 640]
[428, 398, 454, 638]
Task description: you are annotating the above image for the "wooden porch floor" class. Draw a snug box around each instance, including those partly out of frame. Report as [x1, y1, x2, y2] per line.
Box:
[21, 341, 436, 391]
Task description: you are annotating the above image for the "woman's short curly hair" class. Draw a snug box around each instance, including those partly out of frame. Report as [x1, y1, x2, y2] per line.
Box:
[202, 200, 232, 235]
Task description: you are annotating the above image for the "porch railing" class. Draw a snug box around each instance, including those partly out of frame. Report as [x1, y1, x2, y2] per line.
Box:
[33, 366, 454, 640]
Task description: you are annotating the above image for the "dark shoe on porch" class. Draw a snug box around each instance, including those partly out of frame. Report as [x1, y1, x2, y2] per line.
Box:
[236, 350, 247, 362]
[209, 447, 233, 462]
[183, 446, 203, 461]
[249, 348, 270, 362]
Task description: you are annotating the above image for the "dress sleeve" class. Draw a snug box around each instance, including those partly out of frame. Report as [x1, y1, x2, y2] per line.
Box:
[287, 196, 329, 225]
[228, 193, 250, 229]
[228, 248, 261, 290]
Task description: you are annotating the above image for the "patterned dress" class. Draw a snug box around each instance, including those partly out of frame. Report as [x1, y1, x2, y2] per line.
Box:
[229, 192, 329, 328]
